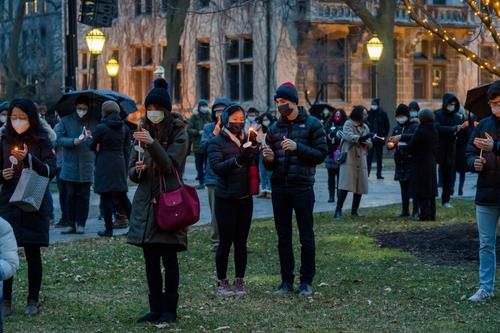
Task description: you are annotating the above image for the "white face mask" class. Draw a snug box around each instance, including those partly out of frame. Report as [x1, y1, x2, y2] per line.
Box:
[396, 116, 408, 125]
[248, 116, 256, 122]
[12, 119, 30, 134]
[0, 115, 7, 124]
[322, 109, 330, 117]
[491, 106, 500, 117]
[147, 110, 165, 124]
[446, 104, 456, 112]
[371, 105, 378, 111]
[76, 109, 88, 118]
[262, 120, 271, 127]
[410, 111, 418, 118]
[200, 106, 210, 113]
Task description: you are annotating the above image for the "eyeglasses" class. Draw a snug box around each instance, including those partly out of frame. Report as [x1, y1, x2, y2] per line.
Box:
[488, 101, 500, 108]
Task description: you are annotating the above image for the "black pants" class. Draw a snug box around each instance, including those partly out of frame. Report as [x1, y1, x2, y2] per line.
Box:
[272, 186, 315, 285]
[417, 197, 436, 221]
[3, 246, 42, 302]
[400, 180, 411, 215]
[56, 168, 68, 222]
[327, 168, 339, 193]
[143, 245, 179, 297]
[194, 152, 206, 185]
[214, 196, 253, 280]
[440, 162, 455, 204]
[65, 181, 91, 227]
[367, 142, 384, 177]
[101, 192, 131, 231]
[336, 189, 362, 213]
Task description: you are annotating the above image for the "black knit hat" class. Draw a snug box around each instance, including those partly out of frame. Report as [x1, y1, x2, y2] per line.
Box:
[487, 80, 500, 100]
[418, 108, 435, 123]
[274, 82, 299, 104]
[145, 78, 172, 111]
[409, 101, 420, 111]
[395, 103, 410, 118]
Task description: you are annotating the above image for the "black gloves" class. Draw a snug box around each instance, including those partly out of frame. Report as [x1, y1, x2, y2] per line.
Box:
[237, 146, 258, 166]
[359, 133, 374, 142]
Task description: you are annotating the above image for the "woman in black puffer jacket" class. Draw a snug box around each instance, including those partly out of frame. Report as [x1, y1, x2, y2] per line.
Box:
[208, 103, 258, 297]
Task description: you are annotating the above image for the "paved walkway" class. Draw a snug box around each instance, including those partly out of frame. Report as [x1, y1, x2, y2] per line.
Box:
[49, 161, 477, 244]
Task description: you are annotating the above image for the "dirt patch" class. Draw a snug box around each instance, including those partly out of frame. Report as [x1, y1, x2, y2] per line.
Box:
[376, 223, 500, 265]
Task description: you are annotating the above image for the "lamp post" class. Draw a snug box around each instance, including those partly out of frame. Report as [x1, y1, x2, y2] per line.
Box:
[366, 35, 384, 99]
[86, 29, 106, 89]
[106, 58, 120, 91]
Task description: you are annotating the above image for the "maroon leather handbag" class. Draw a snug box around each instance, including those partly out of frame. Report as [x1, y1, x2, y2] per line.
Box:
[248, 164, 260, 195]
[155, 168, 200, 231]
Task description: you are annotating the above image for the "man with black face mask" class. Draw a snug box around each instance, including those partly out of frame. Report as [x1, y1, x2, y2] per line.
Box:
[434, 93, 468, 208]
[262, 82, 327, 297]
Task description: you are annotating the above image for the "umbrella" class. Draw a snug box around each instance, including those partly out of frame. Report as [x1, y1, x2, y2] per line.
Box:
[465, 83, 492, 120]
[54, 90, 137, 118]
[308, 103, 336, 120]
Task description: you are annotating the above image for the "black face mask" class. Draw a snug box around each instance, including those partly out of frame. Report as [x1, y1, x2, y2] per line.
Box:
[278, 104, 293, 117]
[226, 122, 244, 135]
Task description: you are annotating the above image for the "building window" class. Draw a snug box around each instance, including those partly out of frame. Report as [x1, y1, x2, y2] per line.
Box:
[144, 0, 152, 15]
[432, 0, 446, 4]
[197, 41, 210, 62]
[413, 65, 426, 100]
[134, 71, 142, 103]
[134, 47, 142, 66]
[144, 47, 153, 66]
[413, 38, 447, 100]
[81, 53, 88, 70]
[362, 64, 373, 100]
[197, 40, 210, 100]
[226, 37, 253, 102]
[135, 0, 142, 16]
[82, 74, 89, 90]
[199, 0, 210, 8]
[323, 37, 345, 101]
[431, 66, 445, 99]
[160, 0, 168, 14]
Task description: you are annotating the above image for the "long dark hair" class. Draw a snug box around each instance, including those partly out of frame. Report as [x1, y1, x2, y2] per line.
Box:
[330, 108, 347, 125]
[350, 105, 366, 123]
[140, 105, 173, 144]
[5, 98, 46, 141]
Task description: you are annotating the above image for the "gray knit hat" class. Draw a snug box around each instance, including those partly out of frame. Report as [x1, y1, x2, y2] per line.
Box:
[101, 100, 120, 117]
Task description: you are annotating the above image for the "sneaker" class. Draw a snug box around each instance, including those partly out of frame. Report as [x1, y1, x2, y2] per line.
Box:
[112, 215, 129, 229]
[468, 288, 493, 302]
[97, 230, 113, 237]
[274, 281, 294, 296]
[298, 283, 313, 297]
[75, 225, 85, 234]
[25, 300, 39, 316]
[218, 279, 234, 296]
[377, 176, 384, 180]
[443, 203, 453, 209]
[61, 226, 76, 234]
[234, 278, 246, 295]
[2, 300, 12, 317]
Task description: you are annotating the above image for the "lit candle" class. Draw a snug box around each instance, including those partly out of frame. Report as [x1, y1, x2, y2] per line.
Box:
[246, 127, 254, 144]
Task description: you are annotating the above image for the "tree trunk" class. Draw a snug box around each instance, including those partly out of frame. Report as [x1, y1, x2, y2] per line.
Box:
[377, 22, 396, 117]
[5, 0, 26, 99]
[162, 0, 190, 97]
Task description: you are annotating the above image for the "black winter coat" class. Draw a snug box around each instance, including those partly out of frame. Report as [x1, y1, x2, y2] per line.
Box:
[208, 130, 257, 198]
[390, 121, 419, 181]
[90, 113, 131, 193]
[264, 107, 327, 187]
[434, 93, 464, 165]
[0, 127, 56, 247]
[407, 122, 438, 199]
[367, 108, 390, 138]
[455, 114, 475, 173]
[466, 115, 500, 207]
[324, 121, 344, 169]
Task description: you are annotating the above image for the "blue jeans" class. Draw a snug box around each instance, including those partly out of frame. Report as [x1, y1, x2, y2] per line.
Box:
[476, 205, 500, 294]
[259, 155, 272, 192]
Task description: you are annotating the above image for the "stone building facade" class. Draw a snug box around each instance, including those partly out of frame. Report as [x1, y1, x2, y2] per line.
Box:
[75, 0, 489, 114]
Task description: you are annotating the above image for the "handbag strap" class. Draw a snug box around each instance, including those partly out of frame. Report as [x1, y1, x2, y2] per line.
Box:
[159, 165, 182, 193]
[26, 153, 50, 177]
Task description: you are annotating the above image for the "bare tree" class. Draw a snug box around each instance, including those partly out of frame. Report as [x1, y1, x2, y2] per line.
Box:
[5, 0, 27, 99]
[402, 0, 500, 77]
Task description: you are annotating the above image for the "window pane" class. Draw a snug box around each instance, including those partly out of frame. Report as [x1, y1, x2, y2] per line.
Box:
[135, 47, 142, 66]
[81, 53, 88, 69]
[432, 40, 446, 60]
[198, 67, 210, 100]
[326, 63, 345, 100]
[145, 47, 153, 65]
[82, 74, 88, 90]
[413, 65, 426, 99]
[228, 64, 239, 100]
[414, 40, 428, 59]
[134, 71, 142, 103]
[431, 66, 445, 99]
[362, 64, 372, 99]
[242, 63, 253, 101]
[199, 0, 210, 8]
[144, 0, 152, 14]
[226, 39, 239, 60]
[243, 39, 253, 58]
[135, 0, 141, 15]
[197, 41, 210, 62]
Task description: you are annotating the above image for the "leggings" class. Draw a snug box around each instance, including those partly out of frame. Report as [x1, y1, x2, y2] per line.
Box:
[143, 245, 179, 296]
[3, 246, 42, 302]
[101, 192, 131, 231]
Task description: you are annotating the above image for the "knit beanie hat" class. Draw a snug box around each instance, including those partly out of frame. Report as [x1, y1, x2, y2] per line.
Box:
[274, 82, 299, 104]
[144, 78, 172, 111]
[395, 104, 410, 118]
[101, 100, 120, 118]
[418, 109, 435, 123]
[487, 80, 500, 100]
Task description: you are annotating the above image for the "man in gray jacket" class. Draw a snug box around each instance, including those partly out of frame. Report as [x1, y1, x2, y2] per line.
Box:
[55, 96, 98, 234]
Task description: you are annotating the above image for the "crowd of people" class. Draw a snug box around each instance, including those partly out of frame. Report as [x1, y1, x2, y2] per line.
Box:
[0, 77, 498, 330]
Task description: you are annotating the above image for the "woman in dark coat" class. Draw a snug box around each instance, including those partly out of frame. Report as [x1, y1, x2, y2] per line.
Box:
[324, 108, 347, 203]
[407, 109, 439, 221]
[208, 103, 258, 296]
[387, 104, 419, 218]
[90, 101, 131, 237]
[0, 99, 56, 316]
[128, 79, 189, 324]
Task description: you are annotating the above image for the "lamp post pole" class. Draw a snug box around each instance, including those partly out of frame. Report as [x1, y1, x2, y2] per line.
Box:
[366, 35, 384, 100]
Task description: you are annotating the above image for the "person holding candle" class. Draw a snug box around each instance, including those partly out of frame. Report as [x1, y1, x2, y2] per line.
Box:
[56, 95, 98, 235]
[90, 101, 131, 237]
[387, 104, 419, 218]
[128, 78, 189, 323]
[263, 82, 327, 296]
[0, 102, 9, 127]
[256, 112, 276, 199]
[208, 103, 258, 296]
[324, 108, 347, 203]
[466, 80, 500, 302]
[366, 98, 390, 179]
[0, 99, 56, 316]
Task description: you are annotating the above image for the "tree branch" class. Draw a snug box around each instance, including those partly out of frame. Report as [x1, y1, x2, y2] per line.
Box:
[344, 0, 379, 33]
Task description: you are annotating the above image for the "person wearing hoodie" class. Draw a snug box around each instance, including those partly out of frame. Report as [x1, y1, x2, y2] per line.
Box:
[366, 98, 390, 179]
[89, 101, 131, 237]
[200, 97, 231, 252]
[244, 107, 260, 134]
[408, 101, 420, 122]
[188, 99, 212, 189]
[324, 108, 347, 203]
[387, 104, 419, 218]
[128, 78, 189, 324]
[0, 217, 19, 332]
[434, 93, 468, 208]
[256, 112, 277, 199]
[262, 82, 327, 297]
[465, 80, 500, 302]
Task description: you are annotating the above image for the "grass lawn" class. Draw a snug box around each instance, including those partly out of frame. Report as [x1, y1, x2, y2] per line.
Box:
[5, 200, 500, 333]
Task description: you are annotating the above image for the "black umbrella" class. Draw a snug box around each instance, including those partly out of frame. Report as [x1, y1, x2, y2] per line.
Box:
[54, 90, 137, 118]
[465, 83, 492, 120]
[308, 103, 336, 120]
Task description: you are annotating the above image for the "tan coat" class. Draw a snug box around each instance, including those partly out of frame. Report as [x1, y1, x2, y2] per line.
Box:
[338, 119, 372, 194]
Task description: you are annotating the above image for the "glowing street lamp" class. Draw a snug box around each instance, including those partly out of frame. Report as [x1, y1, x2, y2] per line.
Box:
[366, 35, 384, 98]
[85, 29, 106, 89]
[106, 58, 119, 91]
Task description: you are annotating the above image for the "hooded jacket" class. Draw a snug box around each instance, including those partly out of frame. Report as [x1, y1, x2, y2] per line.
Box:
[434, 93, 465, 165]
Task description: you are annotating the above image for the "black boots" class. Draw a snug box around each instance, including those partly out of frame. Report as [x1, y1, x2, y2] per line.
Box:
[97, 229, 113, 237]
[159, 292, 178, 323]
[328, 189, 335, 203]
[334, 208, 342, 219]
[137, 293, 178, 324]
[137, 294, 162, 323]
[351, 194, 362, 216]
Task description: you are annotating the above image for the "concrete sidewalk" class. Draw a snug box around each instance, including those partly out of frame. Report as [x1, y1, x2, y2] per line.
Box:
[49, 161, 477, 244]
